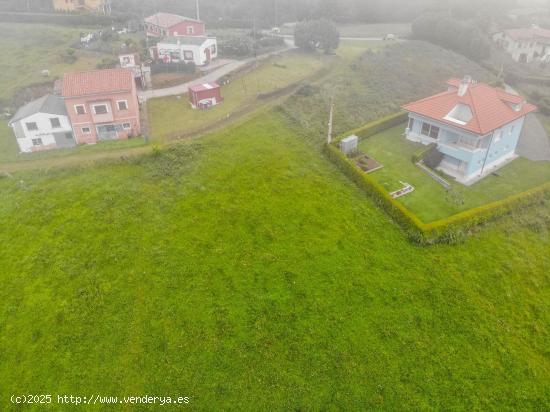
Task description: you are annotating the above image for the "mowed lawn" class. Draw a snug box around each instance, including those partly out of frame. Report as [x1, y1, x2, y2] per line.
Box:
[359, 124, 550, 222]
[0, 111, 549, 410]
[147, 52, 327, 140]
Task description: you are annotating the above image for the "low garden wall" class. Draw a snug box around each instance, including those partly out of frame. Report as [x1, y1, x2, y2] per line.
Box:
[326, 113, 550, 244]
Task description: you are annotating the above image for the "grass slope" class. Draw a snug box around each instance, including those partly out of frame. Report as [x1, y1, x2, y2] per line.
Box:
[147, 52, 326, 141]
[0, 111, 549, 410]
[284, 41, 495, 142]
[0, 23, 104, 105]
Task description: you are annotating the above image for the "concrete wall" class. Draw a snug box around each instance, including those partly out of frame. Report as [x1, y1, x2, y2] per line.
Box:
[157, 38, 218, 66]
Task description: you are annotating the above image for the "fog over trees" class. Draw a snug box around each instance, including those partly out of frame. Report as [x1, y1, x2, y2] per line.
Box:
[0, 0, 523, 27]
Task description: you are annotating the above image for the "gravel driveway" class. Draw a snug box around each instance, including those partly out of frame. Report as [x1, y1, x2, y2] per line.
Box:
[516, 114, 550, 161]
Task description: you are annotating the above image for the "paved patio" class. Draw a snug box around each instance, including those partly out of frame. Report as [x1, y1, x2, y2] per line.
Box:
[516, 114, 550, 161]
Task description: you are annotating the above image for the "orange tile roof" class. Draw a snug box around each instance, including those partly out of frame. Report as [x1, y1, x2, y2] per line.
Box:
[144, 12, 201, 28]
[504, 27, 550, 41]
[402, 79, 537, 135]
[62, 68, 134, 98]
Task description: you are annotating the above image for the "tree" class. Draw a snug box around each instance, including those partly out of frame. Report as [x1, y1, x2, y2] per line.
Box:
[294, 19, 340, 53]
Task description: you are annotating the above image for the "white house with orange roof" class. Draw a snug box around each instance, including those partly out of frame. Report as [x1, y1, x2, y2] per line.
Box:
[402, 76, 537, 184]
[492, 27, 550, 63]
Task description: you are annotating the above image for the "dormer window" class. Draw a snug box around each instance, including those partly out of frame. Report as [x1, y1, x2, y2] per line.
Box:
[444, 103, 473, 125]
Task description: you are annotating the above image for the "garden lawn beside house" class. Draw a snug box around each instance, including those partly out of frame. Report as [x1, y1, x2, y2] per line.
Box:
[0, 110, 549, 410]
[358, 124, 550, 222]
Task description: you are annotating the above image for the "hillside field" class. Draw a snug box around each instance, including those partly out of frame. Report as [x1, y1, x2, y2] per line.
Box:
[0, 110, 549, 410]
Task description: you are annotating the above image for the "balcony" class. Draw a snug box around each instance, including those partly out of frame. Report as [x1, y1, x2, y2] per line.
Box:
[437, 141, 484, 162]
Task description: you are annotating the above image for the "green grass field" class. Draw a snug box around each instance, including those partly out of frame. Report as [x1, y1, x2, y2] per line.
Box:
[337, 23, 412, 38]
[147, 51, 327, 140]
[359, 124, 550, 222]
[0, 23, 109, 105]
[1, 110, 549, 410]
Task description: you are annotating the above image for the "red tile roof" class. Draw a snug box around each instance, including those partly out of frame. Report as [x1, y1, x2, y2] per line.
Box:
[189, 82, 220, 92]
[62, 68, 134, 98]
[144, 12, 201, 28]
[402, 79, 537, 135]
[503, 27, 550, 41]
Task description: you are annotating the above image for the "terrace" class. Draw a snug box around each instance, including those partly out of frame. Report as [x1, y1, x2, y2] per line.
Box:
[357, 123, 550, 222]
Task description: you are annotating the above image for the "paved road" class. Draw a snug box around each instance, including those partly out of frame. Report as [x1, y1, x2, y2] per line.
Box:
[139, 60, 248, 101]
[139, 39, 296, 101]
[517, 113, 550, 161]
[505, 84, 550, 161]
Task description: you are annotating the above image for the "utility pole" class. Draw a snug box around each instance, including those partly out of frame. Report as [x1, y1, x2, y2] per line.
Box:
[327, 103, 334, 144]
[196, 0, 200, 21]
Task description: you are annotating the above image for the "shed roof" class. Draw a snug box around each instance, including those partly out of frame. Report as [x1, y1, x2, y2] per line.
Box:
[189, 82, 220, 92]
[402, 78, 537, 135]
[10, 94, 67, 124]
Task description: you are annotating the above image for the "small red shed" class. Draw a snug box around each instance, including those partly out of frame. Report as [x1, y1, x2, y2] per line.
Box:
[189, 82, 223, 109]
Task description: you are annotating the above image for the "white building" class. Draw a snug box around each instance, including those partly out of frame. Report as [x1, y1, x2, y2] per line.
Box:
[153, 36, 218, 66]
[493, 27, 550, 63]
[8, 94, 75, 153]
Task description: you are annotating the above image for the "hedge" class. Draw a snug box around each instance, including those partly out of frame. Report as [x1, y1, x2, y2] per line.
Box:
[325, 113, 550, 244]
[333, 112, 409, 144]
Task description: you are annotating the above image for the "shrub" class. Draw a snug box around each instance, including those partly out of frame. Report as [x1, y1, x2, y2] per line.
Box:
[295, 19, 340, 53]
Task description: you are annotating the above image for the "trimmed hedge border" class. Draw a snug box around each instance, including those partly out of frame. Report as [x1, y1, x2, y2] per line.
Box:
[326, 113, 550, 244]
[333, 112, 409, 144]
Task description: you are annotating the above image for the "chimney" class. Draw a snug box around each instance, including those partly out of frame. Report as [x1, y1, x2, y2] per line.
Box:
[458, 75, 472, 97]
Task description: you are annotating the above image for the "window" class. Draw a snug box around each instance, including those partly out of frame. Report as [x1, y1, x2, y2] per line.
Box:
[75, 105, 86, 115]
[510, 126, 515, 135]
[26, 122, 38, 131]
[407, 117, 415, 131]
[50, 118, 61, 128]
[122, 123, 131, 130]
[421, 122, 431, 136]
[82, 127, 91, 134]
[65, 132, 73, 140]
[429, 125, 440, 139]
[187, 26, 194, 35]
[420, 122, 439, 139]
[117, 100, 128, 111]
[93, 104, 108, 115]
[32, 138, 43, 146]
[183, 50, 194, 60]
[494, 130, 502, 143]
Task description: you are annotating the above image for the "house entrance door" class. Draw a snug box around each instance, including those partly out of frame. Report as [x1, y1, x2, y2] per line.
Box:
[97, 124, 118, 140]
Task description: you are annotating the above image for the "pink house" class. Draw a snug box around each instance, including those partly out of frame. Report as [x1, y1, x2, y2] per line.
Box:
[144, 13, 205, 38]
[62, 68, 141, 144]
